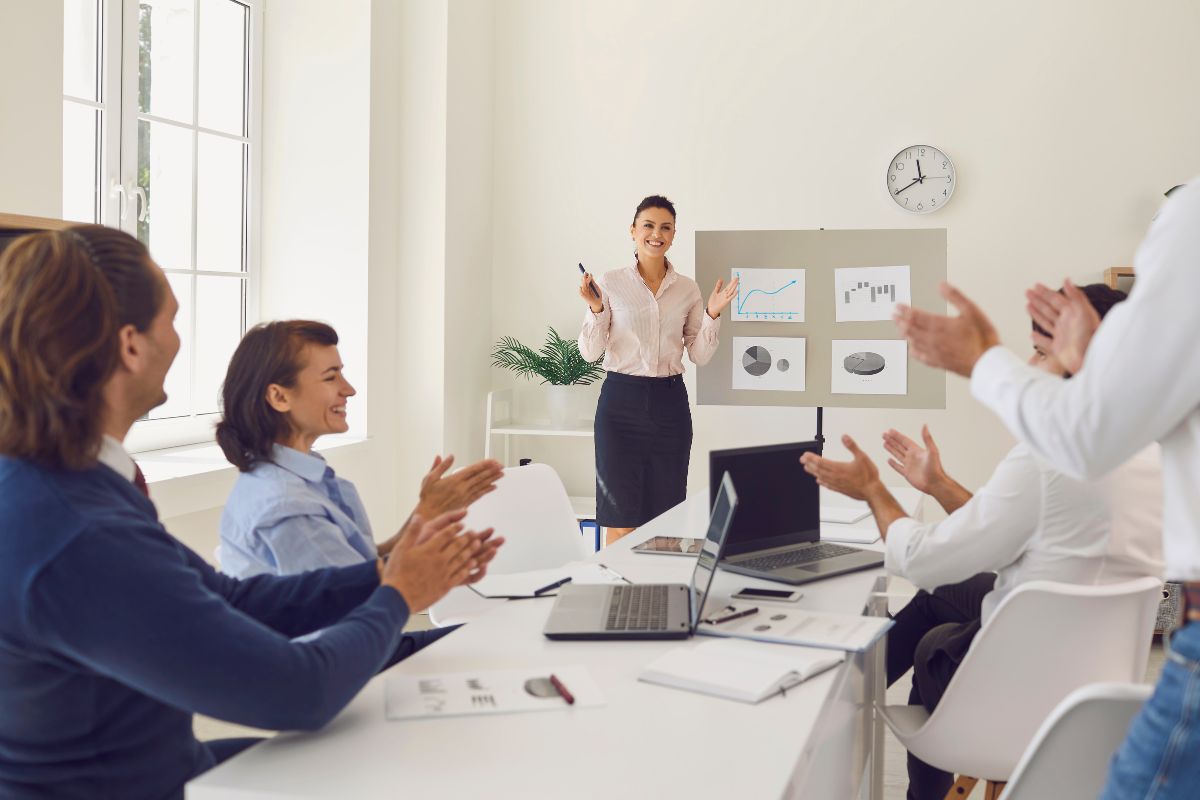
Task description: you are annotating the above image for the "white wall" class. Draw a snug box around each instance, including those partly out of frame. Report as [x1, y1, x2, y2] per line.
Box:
[489, 0, 1200, 496]
[0, 0, 62, 217]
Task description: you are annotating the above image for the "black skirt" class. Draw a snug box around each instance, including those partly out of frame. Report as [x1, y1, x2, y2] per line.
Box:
[594, 371, 692, 528]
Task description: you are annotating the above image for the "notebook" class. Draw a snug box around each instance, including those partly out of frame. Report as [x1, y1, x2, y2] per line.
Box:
[639, 639, 844, 704]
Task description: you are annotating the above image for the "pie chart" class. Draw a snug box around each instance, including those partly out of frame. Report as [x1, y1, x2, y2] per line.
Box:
[843, 351, 885, 376]
[742, 345, 772, 376]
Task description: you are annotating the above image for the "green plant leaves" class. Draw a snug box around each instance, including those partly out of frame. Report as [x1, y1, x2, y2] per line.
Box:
[491, 326, 605, 385]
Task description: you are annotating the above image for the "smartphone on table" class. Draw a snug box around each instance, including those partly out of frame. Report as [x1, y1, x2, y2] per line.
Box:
[731, 586, 804, 603]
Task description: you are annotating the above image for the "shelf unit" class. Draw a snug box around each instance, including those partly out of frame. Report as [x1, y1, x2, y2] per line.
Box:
[484, 389, 597, 523]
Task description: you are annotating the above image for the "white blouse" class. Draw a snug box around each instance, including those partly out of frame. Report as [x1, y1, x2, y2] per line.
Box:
[578, 262, 720, 377]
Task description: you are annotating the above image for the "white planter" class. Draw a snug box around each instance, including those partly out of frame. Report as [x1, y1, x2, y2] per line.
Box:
[546, 384, 576, 428]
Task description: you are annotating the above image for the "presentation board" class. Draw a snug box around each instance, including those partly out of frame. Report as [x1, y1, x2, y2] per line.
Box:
[696, 229, 946, 410]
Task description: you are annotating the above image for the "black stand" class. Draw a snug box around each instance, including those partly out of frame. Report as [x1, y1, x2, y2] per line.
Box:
[815, 406, 826, 454]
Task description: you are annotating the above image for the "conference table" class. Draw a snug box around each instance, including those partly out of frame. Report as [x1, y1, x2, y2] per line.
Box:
[188, 489, 923, 799]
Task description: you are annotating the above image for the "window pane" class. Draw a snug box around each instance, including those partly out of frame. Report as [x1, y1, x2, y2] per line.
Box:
[63, 0, 100, 101]
[194, 275, 244, 415]
[196, 133, 245, 271]
[138, 0, 195, 124]
[63, 102, 100, 223]
[138, 119, 194, 269]
[149, 273, 193, 420]
[198, 0, 248, 136]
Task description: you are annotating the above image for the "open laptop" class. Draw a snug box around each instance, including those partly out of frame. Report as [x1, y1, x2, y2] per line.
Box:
[542, 472, 738, 641]
[710, 442, 883, 586]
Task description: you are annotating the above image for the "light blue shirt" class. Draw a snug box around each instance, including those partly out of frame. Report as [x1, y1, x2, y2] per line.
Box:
[219, 444, 378, 577]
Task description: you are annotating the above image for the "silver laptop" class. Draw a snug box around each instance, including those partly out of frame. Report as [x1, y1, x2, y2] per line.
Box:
[542, 473, 738, 641]
[711, 442, 883, 586]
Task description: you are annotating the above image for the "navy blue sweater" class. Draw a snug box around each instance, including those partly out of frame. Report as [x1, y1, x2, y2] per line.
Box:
[0, 457, 410, 799]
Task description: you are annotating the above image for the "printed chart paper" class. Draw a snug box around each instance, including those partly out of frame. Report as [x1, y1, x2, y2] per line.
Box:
[385, 666, 604, 720]
[730, 268, 806, 322]
[834, 265, 911, 322]
[831, 339, 908, 395]
[732, 336, 806, 392]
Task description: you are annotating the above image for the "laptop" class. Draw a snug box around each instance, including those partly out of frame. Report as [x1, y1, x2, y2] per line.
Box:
[542, 472, 738, 641]
[710, 441, 883, 586]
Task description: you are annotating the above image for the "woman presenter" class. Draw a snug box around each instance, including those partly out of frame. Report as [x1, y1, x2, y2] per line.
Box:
[578, 195, 738, 544]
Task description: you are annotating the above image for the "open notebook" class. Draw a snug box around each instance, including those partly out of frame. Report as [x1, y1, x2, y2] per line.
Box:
[639, 638, 844, 704]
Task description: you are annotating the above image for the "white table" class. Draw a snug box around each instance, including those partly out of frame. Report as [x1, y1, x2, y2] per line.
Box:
[187, 490, 922, 799]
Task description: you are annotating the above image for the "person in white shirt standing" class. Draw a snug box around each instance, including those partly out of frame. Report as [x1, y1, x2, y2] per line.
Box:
[578, 196, 738, 544]
[801, 284, 1163, 800]
[893, 179, 1200, 799]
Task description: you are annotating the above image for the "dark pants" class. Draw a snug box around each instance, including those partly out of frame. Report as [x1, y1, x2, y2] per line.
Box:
[886, 573, 996, 800]
[594, 372, 692, 528]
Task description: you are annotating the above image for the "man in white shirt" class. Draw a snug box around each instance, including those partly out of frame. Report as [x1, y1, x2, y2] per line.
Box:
[802, 284, 1163, 800]
[893, 179, 1200, 799]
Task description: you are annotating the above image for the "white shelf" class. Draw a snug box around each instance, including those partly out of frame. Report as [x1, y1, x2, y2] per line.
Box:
[569, 495, 597, 520]
[490, 422, 594, 437]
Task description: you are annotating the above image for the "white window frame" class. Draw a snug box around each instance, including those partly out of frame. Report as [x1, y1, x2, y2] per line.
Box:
[65, 0, 263, 454]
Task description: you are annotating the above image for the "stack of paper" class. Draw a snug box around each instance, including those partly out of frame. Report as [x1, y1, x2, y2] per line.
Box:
[640, 639, 844, 704]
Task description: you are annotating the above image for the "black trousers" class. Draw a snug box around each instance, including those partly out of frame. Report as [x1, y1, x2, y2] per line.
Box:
[885, 572, 997, 800]
[594, 372, 692, 528]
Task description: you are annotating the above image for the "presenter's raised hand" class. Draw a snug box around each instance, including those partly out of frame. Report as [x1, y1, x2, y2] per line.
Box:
[381, 510, 480, 612]
[799, 435, 882, 501]
[1027, 280, 1100, 375]
[706, 276, 740, 319]
[882, 425, 945, 493]
[579, 272, 604, 313]
[894, 282, 1000, 377]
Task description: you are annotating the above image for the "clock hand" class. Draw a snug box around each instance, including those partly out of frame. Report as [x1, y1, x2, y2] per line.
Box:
[894, 178, 920, 195]
[916, 159, 924, 182]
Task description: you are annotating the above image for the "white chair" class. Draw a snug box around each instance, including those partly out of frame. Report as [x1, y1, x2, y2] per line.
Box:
[880, 576, 1162, 800]
[1000, 682, 1152, 800]
[430, 463, 589, 626]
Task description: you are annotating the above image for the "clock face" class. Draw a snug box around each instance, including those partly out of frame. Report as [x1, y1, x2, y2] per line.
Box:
[886, 145, 955, 214]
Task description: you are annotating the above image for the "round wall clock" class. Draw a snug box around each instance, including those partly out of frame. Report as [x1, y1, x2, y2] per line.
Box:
[886, 145, 955, 214]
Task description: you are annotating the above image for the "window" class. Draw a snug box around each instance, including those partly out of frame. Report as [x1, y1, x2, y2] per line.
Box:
[63, 0, 261, 452]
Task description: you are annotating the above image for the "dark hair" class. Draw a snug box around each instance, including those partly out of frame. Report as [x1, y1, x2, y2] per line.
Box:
[0, 225, 162, 470]
[216, 320, 339, 471]
[1031, 283, 1127, 339]
[632, 195, 676, 225]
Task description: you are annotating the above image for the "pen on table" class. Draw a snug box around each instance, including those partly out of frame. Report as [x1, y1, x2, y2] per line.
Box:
[708, 606, 759, 625]
[597, 563, 632, 584]
[579, 263, 601, 299]
[533, 576, 573, 596]
[548, 673, 575, 705]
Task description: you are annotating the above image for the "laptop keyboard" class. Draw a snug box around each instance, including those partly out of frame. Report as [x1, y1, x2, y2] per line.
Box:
[738, 543, 861, 572]
[605, 585, 671, 631]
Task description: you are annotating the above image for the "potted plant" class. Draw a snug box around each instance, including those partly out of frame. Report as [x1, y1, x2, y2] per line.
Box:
[491, 326, 604, 427]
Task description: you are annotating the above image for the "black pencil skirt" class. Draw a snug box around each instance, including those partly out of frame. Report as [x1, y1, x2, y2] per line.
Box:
[594, 371, 692, 528]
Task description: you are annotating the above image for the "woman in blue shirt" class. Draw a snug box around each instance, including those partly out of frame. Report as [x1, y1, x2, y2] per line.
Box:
[216, 320, 503, 577]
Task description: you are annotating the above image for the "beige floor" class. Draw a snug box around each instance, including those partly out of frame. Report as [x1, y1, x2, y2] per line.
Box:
[196, 613, 1167, 799]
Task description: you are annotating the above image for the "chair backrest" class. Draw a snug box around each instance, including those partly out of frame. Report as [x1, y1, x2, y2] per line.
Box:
[1000, 682, 1151, 800]
[907, 576, 1161, 781]
[461, 463, 589, 574]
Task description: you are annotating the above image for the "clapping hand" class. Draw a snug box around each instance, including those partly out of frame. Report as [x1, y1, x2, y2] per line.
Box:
[882, 425, 945, 494]
[1026, 280, 1100, 375]
[416, 455, 503, 522]
[380, 510, 481, 612]
[706, 276, 740, 319]
[894, 283, 1001, 377]
[799, 435, 882, 501]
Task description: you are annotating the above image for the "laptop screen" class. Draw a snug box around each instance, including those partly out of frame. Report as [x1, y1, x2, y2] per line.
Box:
[709, 441, 821, 556]
[689, 472, 738, 628]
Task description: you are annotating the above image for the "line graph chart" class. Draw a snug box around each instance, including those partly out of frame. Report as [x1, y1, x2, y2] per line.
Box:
[731, 268, 806, 322]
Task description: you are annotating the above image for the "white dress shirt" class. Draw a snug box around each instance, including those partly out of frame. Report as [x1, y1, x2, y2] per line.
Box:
[886, 443, 1164, 624]
[96, 435, 136, 484]
[578, 261, 720, 377]
[970, 178, 1200, 580]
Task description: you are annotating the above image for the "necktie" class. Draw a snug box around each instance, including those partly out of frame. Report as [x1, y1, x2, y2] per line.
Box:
[133, 464, 151, 498]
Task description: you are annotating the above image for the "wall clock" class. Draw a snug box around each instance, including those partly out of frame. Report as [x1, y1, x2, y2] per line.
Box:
[886, 145, 955, 214]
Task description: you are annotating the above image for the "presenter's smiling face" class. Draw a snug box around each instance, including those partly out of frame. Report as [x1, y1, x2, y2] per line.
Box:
[274, 344, 357, 444]
[631, 207, 675, 260]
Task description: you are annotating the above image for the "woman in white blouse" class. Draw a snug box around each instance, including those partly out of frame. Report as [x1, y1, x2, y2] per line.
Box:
[577, 196, 738, 544]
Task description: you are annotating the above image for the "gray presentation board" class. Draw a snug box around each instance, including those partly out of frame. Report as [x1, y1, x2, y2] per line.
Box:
[696, 229, 946, 410]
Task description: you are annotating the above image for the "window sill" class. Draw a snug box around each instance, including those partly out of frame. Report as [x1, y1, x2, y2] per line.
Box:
[137, 434, 369, 519]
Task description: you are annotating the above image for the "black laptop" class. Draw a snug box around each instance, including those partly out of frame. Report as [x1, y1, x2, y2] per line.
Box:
[542, 472, 738, 640]
[710, 441, 883, 586]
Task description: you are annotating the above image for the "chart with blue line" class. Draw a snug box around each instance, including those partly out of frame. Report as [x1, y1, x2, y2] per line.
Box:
[730, 267, 807, 322]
